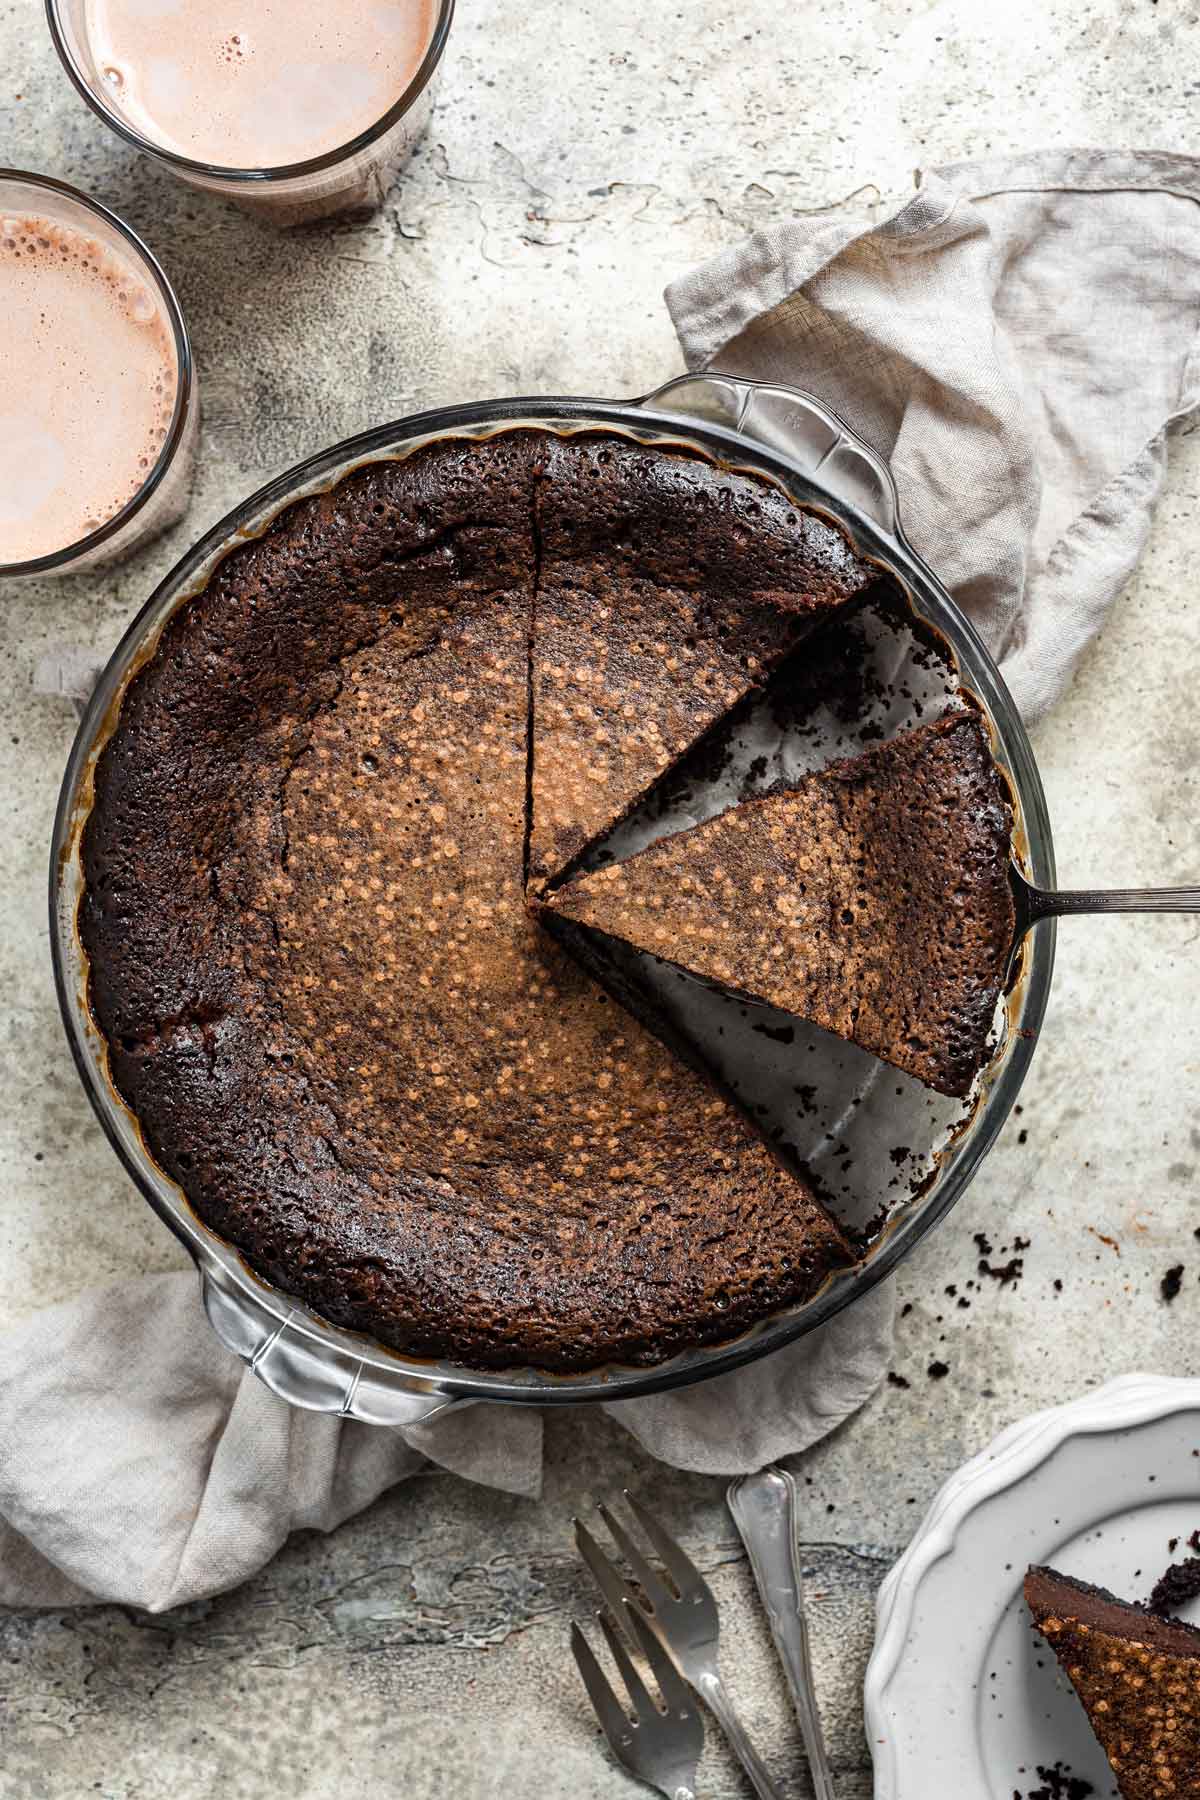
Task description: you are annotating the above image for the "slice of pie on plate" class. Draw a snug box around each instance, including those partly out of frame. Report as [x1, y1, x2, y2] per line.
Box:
[1026, 1562, 1200, 1799]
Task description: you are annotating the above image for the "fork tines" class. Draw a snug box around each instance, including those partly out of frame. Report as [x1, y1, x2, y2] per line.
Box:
[570, 1603, 701, 1797]
[574, 1492, 786, 1800]
[576, 1509, 667, 1636]
[575, 1490, 705, 1641]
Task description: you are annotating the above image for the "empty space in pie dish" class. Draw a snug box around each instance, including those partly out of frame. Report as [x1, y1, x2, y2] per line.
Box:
[559, 587, 999, 1244]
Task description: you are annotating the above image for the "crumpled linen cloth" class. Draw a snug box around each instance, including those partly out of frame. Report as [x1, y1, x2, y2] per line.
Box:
[0, 1271, 891, 1610]
[8, 146, 1198, 1615]
[667, 148, 1200, 721]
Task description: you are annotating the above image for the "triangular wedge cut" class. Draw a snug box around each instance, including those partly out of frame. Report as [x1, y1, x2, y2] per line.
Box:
[541, 711, 1015, 1098]
[527, 431, 884, 887]
[1025, 1564, 1200, 1800]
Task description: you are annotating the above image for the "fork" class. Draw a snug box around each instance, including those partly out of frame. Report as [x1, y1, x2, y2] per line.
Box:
[576, 1494, 784, 1800]
[571, 1599, 703, 1800]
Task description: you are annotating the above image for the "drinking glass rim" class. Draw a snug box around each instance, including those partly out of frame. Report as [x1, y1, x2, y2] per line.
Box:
[45, 0, 456, 185]
[0, 167, 195, 578]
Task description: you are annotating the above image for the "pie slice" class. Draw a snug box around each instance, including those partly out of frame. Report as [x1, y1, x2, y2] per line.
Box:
[540, 711, 1015, 1098]
[527, 431, 883, 886]
[1025, 1563, 1200, 1799]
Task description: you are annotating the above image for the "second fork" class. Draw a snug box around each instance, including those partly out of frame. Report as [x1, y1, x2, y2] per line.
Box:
[576, 1492, 785, 1800]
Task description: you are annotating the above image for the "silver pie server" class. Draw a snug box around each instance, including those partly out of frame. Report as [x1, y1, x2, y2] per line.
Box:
[1008, 863, 1200, 977]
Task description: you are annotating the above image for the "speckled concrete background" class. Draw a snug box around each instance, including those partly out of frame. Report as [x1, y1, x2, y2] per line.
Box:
[2, 1, 1199, 1795]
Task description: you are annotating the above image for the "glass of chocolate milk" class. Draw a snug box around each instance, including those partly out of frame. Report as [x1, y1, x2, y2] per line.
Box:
[47, 0, 454, 226]
[0, 170, 196, 578]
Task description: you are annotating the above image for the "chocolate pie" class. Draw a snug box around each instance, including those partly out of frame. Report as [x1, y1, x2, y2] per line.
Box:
[80, 430, 885, 1369]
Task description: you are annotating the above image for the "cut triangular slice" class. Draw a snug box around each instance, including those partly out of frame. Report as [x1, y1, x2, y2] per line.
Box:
[541, 711, 1015, 1098]
[528, 431, 883, 886]
[1025, 1564, 1200, 1800]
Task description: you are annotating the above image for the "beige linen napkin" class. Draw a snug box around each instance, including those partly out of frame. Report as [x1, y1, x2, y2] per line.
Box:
[0, 1270, 891, 1609]
[667, 148, 1200, 722]
[8, 146, 1199, 1612]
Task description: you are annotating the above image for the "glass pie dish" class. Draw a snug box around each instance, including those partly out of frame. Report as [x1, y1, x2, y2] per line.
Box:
[50, 373, 1055, 1426]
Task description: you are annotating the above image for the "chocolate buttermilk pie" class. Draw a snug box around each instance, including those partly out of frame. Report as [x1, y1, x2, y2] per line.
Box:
[79, 428, 1012, 1372]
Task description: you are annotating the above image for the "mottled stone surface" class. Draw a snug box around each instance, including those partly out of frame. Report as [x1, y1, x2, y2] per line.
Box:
[1, 0, 1198, 1794]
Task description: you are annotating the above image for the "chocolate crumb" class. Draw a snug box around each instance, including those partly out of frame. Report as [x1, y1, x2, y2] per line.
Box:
[753, 1022, 795, 1045]
[1013, 1764, 1094, 1800]
[887, 1371, 911, 1390]
[928, 1359, 950, 1380]
[1147, 1554, 1200, 1618]
[980, 1256, 1024, 1286]
[974, 1230, 994, 1257]
[1161, 1263, 1185, 1302]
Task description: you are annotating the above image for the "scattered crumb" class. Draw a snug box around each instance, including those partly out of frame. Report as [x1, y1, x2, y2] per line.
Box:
[980, 1255, 1024, 1287]
[927, 1359, 950, 1380]
[753, 1021, 795, 1045]
[1012, 1764, 1094, 1800]
[1147, 1554, 1200, 1617]
[886, 1371, 911, 1390]
[1161, 1263, 1185, 1302]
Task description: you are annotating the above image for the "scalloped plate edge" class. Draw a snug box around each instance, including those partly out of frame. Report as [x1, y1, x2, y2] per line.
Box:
[864, 1371, 1200, 1795]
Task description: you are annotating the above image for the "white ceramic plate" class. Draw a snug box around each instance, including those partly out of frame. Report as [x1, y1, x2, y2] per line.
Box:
[864, 1373, 1200, 1798]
